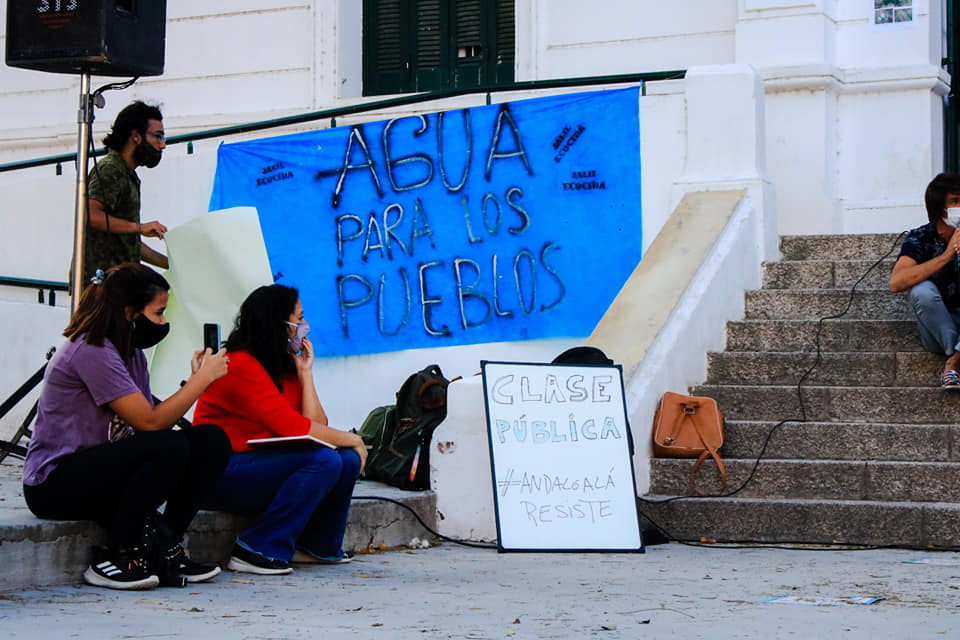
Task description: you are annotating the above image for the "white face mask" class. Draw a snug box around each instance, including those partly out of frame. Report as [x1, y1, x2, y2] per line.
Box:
[946, 207, 960, 227]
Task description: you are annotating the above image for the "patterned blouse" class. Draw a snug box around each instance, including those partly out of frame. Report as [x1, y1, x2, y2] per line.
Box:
[898, 222, 960, 308]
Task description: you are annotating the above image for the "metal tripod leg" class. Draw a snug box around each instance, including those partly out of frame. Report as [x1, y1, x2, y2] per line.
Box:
[0, 399, 38, 462]
[0, 349, 54, 464]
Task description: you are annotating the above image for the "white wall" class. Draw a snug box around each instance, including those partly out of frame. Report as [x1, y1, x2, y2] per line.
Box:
[0, 1, 363, 162]
[516, 0, 738, 80]
[1, 1, 950, 235]
[736, 0, 948, 235]
[515, 0, 950, 237]
[838, 87, 945, 233]
[0, 302, 68, 441]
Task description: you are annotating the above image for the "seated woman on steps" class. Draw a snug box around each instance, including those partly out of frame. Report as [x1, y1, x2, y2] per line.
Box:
[22, 263, 232, 590]
[194, 284, 367, 575]
[890, 172, 960, 389]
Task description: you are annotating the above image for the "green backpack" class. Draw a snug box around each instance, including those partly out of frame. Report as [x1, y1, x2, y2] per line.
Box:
[358, 364, 450, 490]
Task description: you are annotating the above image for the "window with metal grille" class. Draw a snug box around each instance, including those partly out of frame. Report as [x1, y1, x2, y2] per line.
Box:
[363, 0, 515, 96]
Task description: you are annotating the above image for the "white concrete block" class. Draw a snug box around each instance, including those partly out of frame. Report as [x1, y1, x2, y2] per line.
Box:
[682, 64, 766, 183]
[431, 376, 497, 543]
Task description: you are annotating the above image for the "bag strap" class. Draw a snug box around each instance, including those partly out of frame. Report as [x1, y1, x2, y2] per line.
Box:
[686, 410, 727, 497]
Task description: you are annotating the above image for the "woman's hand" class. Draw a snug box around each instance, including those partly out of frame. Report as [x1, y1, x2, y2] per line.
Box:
[293, 336, 314, 373]
[948, 227, 960, 257]
[342, 431, 368, 475]
[115, 348, 229, 432]
[190, 349, 205, 376]
[196, 347, 230, 386]
[350, 436, 368, 475]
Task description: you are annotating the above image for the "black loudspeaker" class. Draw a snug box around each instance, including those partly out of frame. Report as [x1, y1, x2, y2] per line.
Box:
[5, 0, 166, 77]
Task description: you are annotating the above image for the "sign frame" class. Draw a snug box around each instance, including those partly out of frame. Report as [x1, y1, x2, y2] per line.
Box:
[481, 359, 644, 553]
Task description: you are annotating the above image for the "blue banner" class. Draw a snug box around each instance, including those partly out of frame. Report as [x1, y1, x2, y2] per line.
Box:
[209, 87, 642, 357]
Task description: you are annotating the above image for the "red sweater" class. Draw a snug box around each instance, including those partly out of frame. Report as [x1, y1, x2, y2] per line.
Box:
[194, 351, 311, 452]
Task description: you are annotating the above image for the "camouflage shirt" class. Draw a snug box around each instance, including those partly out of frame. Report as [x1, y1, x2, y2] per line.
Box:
[82, 149, 141, 284]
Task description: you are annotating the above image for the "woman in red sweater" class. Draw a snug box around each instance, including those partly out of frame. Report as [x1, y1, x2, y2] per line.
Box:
[195, 284, 367, 574]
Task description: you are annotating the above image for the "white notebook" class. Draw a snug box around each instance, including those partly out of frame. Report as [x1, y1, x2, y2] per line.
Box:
[246, 434, 336, 449]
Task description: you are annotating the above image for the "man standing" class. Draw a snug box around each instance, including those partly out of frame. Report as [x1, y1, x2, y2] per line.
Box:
[889, 173, 960, 388]
[83, 101, 169, 284]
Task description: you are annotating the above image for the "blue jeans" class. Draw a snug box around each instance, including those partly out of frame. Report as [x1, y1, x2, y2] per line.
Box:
[909, 280, 960, 357]
[204, 446, 361, 562]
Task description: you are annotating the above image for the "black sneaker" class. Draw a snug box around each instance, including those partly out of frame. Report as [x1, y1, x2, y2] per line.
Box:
[83, 546, 159, 590]
[227, 544, 292, 575]
[168, 545, 221, 583]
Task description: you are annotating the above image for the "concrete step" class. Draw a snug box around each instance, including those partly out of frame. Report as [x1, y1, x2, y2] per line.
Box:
[0, 470, 437, 591]
[779, 233, 903, 262]
[762, 259, 895, 290]
[725, 319, 921, 352]
[721, 420, 959, 462]
[706, 351, 942, 387]
[689, 384, 960, 423]
[744, 289, 910, 320]
[649, 458, 960, 502]
[639, 495, 960, 547]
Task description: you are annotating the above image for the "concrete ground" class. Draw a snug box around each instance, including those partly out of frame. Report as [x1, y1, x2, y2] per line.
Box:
[2, 447, 959, 638]
[2, 541, 959, 639]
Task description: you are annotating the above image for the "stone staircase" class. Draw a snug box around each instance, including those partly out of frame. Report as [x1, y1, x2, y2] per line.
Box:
[642, 233, 960, 548]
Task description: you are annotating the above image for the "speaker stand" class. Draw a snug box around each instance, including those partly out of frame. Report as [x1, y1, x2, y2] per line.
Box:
[69, 73, 93, 313]
[66, 75, 137, 311]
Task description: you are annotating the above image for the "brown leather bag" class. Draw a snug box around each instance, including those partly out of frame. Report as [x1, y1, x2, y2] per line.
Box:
[652, 392, 727, 496]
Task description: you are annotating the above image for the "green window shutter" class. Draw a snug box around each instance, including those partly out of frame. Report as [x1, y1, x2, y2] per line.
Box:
[363, 0, 514, 95]
[453, 0, 484, 89]
[413, 0, 446, 91]
[491, 0, 515, 86]
[363, 0, 408, 95]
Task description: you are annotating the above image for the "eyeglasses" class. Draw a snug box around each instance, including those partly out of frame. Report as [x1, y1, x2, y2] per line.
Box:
[146, 131, 166, 143]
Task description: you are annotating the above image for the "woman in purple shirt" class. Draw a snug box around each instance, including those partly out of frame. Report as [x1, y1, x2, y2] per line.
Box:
[22, 263, 231, 590]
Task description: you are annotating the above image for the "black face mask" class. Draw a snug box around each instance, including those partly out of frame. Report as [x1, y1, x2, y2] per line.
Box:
[133, 314, 170, 349]
[133, 137, 162, 168]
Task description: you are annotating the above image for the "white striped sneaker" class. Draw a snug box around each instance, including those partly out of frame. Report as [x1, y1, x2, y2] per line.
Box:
[83, 546, 159, 590]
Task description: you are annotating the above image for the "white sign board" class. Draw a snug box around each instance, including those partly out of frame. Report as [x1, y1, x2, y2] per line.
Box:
[481, 361, 643, 552]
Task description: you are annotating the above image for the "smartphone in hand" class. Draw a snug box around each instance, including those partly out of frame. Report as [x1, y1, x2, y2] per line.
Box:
[203, 323, 220, 352]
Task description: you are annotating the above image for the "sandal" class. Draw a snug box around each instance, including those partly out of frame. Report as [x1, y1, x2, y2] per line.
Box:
[941, 370, 960, 390]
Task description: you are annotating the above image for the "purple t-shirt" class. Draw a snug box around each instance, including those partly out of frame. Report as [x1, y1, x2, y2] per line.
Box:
[23, 336, 152, 486]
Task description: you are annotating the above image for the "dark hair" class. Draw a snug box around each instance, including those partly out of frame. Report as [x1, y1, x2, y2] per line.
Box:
[102, 101, 163, 151]
[924, 173, 960, 224]
[552, 346, 614, 365]
[64, 263, 170, 362]
[226, 284, 300, 391]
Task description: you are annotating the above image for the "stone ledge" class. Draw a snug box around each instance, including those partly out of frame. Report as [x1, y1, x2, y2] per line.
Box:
[0, 479, 436, 592]
[641, 495, 960, 547]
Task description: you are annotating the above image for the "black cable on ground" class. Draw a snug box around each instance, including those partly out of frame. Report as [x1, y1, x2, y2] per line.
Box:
[353, 495, 497, 549]
[637, 231, 911, 547]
